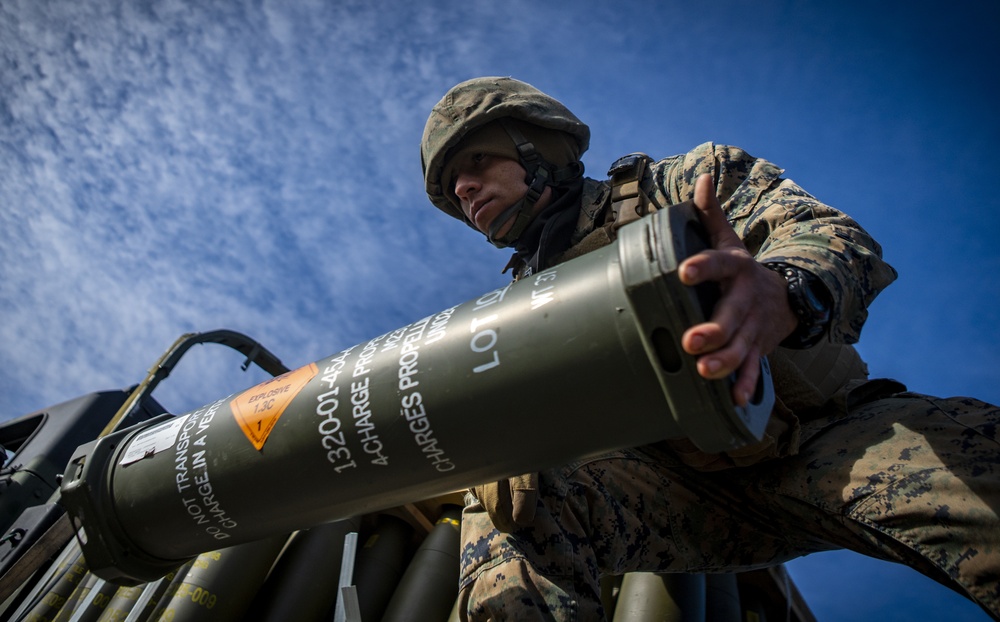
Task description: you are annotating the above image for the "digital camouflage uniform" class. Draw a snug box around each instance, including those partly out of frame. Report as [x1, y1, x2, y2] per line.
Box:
[456, 144, 1000, 620]
[421, 78, 999, 620]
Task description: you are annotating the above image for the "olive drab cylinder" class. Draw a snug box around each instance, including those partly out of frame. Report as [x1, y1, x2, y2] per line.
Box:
[248, 517, 362, 621]
[352, 514, 414, 622]
[60, 203, 775, 584]
[611, 573, 707, 622]
[143, 534, 288, 622]
[381, 505, 463, 622]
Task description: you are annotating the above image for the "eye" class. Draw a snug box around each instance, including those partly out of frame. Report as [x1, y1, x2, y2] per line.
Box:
[472, 152, 486, 165]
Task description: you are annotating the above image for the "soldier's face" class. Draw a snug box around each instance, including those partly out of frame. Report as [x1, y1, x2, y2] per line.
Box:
[452, 153, 552, 237]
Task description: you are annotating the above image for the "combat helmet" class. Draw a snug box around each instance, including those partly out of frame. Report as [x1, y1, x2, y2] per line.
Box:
[421, 77, 591, 247]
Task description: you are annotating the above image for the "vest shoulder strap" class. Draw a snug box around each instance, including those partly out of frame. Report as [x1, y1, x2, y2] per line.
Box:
[552, 154, 659, 268]
[607, 152, 661, 230]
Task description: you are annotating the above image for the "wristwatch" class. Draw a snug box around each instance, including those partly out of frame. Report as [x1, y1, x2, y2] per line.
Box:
[764, 262, 832, 349]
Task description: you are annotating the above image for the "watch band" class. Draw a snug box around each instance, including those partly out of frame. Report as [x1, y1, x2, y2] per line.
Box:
[764, 262, 832, 349]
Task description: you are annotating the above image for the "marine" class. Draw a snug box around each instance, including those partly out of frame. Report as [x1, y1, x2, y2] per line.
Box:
[420, 76, 1000, 620]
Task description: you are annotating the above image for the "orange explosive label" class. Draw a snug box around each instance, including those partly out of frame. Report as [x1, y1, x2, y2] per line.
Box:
[231, 362, 318, 450]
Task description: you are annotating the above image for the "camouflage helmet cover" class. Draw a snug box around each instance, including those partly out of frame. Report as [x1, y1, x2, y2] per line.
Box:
[421, 77, 591, 221]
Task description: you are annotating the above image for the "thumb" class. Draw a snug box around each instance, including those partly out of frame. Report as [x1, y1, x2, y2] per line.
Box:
[692, 173, 739, 250]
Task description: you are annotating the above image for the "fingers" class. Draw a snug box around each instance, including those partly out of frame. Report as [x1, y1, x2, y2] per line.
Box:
[676, 174, 777, 404]
[686, 321, 762, 406]
[681, 246, 761, 359]
[687, 320, 751, 379]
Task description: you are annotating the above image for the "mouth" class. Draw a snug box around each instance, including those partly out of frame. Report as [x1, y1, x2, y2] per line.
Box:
[469, 199, 492, 227]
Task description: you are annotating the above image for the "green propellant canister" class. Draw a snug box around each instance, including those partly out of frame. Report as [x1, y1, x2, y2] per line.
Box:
[381, 504, 463, 622]
[144, 534, 289, 622]
[54, 571, 119, 622]
[60, 202, 774, 584]
[704, 574, 742, 622]
[611, 573, 706, 622]
[96, 563, 188, 622]
[247, 516, 362, 622]
[350, 513, 414, 622]
[16, 548, 88, 621]
[122, 561, 194, 622]
[95, 583, 146, 622]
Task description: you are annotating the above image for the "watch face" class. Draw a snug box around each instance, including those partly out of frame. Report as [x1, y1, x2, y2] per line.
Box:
[767, 262, 831, 349]
[800, 276, 829, 314]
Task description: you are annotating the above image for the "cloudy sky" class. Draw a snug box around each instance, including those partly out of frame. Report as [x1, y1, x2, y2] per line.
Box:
[2, 0, 997, 619]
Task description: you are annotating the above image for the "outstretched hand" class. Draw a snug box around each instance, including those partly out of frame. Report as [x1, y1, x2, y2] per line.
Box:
[678, 174, 798, 406]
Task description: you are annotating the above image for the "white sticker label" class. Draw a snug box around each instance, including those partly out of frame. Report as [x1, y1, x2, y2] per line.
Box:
[120, 415, 187, 466]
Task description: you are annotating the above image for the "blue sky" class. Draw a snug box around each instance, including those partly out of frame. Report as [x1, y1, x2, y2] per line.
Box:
[1, 1, 997, 619]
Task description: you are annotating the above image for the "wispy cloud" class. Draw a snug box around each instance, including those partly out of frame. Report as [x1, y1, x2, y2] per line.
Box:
[0, 1, 517, 415]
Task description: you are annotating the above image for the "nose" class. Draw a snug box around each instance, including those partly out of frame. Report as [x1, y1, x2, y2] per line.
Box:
[454, 172, 480, 203]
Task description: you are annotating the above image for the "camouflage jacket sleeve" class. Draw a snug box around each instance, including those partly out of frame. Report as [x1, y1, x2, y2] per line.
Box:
[650, 142, 898, 344]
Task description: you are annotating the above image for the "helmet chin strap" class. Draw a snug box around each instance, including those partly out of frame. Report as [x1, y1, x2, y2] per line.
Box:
[486, 164, 550, 248]
[486, 120, 582, 248]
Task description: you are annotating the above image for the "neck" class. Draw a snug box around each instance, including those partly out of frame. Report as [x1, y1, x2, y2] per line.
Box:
[513, 178, 585, 274]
